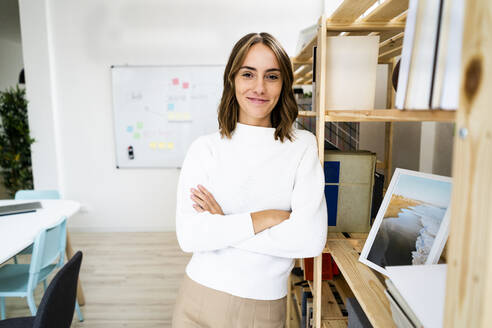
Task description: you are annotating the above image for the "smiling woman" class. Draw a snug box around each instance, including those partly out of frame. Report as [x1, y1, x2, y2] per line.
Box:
[218, 32, 299, 141]
[172, 32, 327, 328]
[234, 43, 283, 127]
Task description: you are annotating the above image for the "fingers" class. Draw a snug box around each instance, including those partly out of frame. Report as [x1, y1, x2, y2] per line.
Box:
[191, 187, 207, 203]
[193, 203, 204, 213]
[190, 193, 208, 211]
[197, 184, 215, 201]
[190, 185, 223, 215]
[197, 185, 222, 214]
[191, 185, 215, 204]
[190, 186, 212, 213]
[193, 185, 215, 207]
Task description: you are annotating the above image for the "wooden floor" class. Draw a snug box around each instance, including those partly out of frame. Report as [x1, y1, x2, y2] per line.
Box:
[3, 232, 300, 327]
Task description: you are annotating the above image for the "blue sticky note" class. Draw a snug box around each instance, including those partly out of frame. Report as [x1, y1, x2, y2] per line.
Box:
[126, 126, 133, 133]
[168, 103, 175, 110]
[324, 161, 340, 183]
[325, 185, 339, 226]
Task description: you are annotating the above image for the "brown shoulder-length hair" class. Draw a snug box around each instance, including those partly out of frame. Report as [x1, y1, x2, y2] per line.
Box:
[218, 32, 298, 142]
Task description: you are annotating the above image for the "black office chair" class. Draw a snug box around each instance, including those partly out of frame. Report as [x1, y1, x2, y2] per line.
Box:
[0, 251, 83, 328]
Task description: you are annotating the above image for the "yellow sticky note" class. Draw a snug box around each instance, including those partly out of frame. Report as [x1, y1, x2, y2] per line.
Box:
[168, 112, 191, 121]
[149, 142, 157, 149]
[167, 142, 174, 149]
[158, 142, 165, 149]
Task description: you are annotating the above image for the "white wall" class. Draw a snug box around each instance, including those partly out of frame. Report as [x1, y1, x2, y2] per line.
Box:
[0, 36, 22, 199]
[0, 0, 24, 94]
[19, 0, 323, 231]
[0, 0, 24, 199]
[0, 38, 23, 92]
[19, 0, 61, 192]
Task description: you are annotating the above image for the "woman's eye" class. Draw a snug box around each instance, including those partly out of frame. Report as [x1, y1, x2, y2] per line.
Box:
[266, 74, 280, 81]
[241, 72, 254, 78]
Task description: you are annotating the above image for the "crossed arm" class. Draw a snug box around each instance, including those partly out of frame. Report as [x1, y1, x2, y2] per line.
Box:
[190, 184, 291, 235]
[175, 137, 327, 259]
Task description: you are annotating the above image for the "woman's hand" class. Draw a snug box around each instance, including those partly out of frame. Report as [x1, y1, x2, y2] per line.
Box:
[190, 184, 224, 215]
[251, 210, 291, 234]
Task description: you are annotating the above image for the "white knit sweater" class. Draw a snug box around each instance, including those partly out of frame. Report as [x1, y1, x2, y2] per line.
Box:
[175, 122, 327, 300]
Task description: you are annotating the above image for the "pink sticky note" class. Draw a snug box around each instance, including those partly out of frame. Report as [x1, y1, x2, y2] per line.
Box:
[172, 78, 179, 85]
[182, 82, 189, 89]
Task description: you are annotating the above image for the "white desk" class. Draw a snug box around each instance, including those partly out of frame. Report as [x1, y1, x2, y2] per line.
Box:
[0, 199, 80, 265]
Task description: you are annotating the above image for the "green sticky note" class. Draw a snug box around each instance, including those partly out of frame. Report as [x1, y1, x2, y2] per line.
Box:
[133, 132, 141, 139]
[136, 122, 144, 129]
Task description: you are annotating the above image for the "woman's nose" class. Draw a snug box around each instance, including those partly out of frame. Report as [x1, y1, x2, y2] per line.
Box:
[253, 78, 265, 94]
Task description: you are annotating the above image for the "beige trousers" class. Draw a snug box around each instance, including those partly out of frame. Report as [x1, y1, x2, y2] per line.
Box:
[172, 274, 286, 328]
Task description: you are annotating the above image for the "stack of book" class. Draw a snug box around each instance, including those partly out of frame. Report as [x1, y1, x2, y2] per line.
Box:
[395, 0, 464, 110]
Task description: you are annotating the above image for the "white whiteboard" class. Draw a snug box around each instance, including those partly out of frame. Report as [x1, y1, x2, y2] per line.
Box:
[111, 65, 224, 168]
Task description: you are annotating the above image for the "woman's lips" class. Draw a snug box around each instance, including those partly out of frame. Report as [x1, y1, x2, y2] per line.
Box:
[246, 97, 268, 104]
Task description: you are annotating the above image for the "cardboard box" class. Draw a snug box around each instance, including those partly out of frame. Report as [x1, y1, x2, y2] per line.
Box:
[324, 151, 376, 232]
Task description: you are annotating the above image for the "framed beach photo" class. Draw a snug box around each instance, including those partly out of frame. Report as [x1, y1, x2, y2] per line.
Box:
[359, 168, 452, 275]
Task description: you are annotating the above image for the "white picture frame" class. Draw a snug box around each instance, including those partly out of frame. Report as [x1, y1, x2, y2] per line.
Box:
[359, 168, 452, 275]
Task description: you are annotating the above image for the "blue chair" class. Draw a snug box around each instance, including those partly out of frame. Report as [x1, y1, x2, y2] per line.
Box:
[0, 218, 83, 321]
[12, 190, 83, 322]
[13, 190, 61, 263]
[15, 190, 61, 201]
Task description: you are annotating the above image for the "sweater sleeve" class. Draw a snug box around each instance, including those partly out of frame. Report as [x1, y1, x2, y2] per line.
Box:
[232, 136, 327, 259]
[175, 136, 255, 253]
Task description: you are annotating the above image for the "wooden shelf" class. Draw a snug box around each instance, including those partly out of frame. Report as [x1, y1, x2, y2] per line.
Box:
[324, 109, 456, 122]
[299, 110, 455, 122]
[295, 35, 318, 62]
[293, 60, 312, 70]
[325, 21, 405, 32]
[321, 281, 344, 320]
[325, 238, 395, 328]
[322, 320, 348, 328]
[323, 233, 367, 254]
[298, 110, 316, 117]
[294, 64, 313, 82]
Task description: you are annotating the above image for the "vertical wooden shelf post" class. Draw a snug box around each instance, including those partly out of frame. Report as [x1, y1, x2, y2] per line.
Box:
[314, 15, 327, 328]
[444, 0, 492, 326]
[384, 58, 396, 188]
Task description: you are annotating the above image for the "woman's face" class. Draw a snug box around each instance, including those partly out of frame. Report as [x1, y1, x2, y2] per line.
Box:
[234, 43, 282, 127]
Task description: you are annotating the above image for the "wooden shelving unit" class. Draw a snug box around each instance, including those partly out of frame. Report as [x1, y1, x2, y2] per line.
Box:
[324, 109, 455, 122]
[287, 0, 491, 327]
[299, 109, 455, 122]
[293, 1, 408, 85]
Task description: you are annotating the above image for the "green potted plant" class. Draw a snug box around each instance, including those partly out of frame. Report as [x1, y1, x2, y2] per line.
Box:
[0, 86, 35, 198]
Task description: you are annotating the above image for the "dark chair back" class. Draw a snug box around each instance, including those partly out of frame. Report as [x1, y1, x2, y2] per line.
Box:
[32, 251, 83, 328]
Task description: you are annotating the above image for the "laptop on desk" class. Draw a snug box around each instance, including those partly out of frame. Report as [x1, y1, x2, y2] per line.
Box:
[0, 202, 43, 216]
